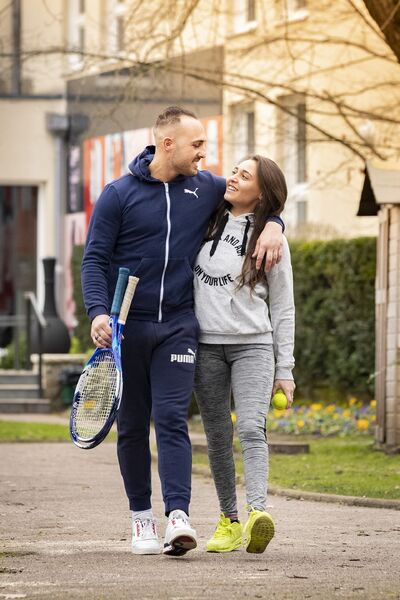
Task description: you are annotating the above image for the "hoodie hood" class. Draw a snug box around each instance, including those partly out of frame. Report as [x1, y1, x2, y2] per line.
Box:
[128, 145, 187, 183]
[128, 145, 158, 182]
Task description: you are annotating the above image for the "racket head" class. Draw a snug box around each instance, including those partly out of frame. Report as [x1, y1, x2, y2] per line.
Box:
[70, 267, 130, 449]
[70, 345, 122, 449]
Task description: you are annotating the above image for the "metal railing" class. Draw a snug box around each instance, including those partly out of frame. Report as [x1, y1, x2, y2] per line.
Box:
[24, 292, 47, 398]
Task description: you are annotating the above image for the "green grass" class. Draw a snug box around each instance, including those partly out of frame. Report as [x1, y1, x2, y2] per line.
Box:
[193, 436, 400, 500]
[0, 421, 117, 443]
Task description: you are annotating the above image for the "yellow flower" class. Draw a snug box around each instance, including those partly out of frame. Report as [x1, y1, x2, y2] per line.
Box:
[332, 414, 339, 419]
[370, 400, 377, 408]
[326, 405, 335, 413]
[349, 397, 357, 407]
[297, 419, 305, 429]
[357, 419, 369, 430]
[311, 403, 322, 411]
[231, 412, 237, 424]
[371, 415, 376, 421]
[343, 409, 350, 418]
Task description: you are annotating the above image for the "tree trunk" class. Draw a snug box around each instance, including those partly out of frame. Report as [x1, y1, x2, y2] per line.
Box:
[363, 0, 400, 62]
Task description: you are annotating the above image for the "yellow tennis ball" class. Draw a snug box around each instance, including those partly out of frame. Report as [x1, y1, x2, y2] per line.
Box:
[271, 389, 288, 410]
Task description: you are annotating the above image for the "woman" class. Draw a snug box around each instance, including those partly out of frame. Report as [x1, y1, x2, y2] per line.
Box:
[194, 155, 295, 554]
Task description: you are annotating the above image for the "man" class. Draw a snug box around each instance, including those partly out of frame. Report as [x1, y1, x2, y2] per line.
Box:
[82, 106, 284, 556]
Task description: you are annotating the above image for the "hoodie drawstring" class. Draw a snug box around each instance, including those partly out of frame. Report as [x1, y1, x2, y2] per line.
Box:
[241, 217, 251, 256]
[210, 212, 229, 257]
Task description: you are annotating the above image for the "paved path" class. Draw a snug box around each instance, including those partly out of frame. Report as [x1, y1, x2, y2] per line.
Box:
[1, 443, 400, 600]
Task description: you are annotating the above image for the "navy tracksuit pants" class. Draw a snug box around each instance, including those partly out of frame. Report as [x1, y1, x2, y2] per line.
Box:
[117, 312, 199, 516]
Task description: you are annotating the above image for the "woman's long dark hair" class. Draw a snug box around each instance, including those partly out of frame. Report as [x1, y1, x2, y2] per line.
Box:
[205, 155, 288, 290]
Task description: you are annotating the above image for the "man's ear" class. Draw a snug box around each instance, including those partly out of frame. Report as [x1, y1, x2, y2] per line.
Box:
[163, 137, 173, 151]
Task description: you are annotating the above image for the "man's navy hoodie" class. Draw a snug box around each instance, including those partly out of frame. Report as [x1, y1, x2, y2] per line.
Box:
[81, 146, 226, 323]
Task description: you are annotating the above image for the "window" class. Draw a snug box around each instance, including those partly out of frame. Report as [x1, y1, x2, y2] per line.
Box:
[233, 0, 257, 33]
[231, 105, 256, 164]
[68, 0, 85, 69]
[107, 1, 126, 55]
[284, 0, 308, 21]
[247, 0, 256, 22]
[278, 95, 307, 229]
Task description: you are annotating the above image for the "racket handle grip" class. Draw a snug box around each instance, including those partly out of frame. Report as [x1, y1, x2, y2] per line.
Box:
[111, 267, 130, 315]
[119, 276, 139, 324]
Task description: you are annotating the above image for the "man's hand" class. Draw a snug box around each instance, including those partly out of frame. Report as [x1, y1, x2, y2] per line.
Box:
[252, 221, 283, 272]
[272, 379, 295, 408]
[91, 314, 112, 348]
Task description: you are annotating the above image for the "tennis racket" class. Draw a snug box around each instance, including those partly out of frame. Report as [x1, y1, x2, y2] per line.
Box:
[70, 269, 139, 449]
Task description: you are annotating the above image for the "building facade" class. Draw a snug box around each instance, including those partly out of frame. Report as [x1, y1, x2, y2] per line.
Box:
[1, 0, 399, 336]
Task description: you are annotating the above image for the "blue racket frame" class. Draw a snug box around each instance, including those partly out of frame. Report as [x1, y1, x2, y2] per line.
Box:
[70, 267, 129, 449]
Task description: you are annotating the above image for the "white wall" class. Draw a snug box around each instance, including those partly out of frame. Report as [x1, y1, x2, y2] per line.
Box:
[0, 98, 67, 307]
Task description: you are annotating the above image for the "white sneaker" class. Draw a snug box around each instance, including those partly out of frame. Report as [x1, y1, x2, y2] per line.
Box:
[163, 510, 197, 556]
[132, 516, 162, 555]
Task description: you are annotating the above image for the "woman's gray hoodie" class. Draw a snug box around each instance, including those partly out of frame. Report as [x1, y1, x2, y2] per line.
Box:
[193, 211, 295, 380]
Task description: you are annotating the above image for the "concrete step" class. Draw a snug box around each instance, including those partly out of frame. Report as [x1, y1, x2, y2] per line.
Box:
[0, 384, 40, 399]
[0, 398, 51, 414]
[0, 370, 39, 385]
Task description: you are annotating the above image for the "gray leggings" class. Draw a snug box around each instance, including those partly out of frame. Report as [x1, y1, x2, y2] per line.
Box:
[194, 343, 274, 515]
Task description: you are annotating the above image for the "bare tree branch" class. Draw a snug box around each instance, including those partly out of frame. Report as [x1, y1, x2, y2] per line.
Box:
[363, 0, 400, 61]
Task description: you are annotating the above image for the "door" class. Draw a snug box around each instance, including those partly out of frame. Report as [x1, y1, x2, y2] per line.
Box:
[0, 186, 38, 361]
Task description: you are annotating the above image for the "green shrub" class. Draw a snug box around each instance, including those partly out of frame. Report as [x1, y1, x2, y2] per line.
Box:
[0, 336, 28, 369]
[71, 245, 92, 353]
[290, 237, 376, 400]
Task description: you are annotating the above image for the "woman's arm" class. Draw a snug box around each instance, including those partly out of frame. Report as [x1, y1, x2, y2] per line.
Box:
[267, 237, 296, 405]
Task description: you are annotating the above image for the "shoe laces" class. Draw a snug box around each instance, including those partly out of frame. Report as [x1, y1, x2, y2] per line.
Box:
[213, 524, 228, 538]
[133, 517, 157, 539]
[169, 510, 189, 527]
[213, 516, 232, 538]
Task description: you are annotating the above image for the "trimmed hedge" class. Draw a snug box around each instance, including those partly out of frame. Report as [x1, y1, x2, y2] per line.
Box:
[290, 237, 376, 400]
[71, 237, 376, 400]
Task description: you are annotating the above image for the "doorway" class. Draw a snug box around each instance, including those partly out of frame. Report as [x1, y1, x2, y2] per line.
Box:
[0, 186, 38, 356]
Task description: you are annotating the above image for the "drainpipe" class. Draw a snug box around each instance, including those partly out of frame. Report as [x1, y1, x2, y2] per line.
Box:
[46, 114, 69, 318]
[11, 0, 21, 96]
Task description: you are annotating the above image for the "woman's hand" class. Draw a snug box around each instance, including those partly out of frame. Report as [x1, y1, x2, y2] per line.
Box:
[252, 221, 283, 272]
[272, 379, 295, 408]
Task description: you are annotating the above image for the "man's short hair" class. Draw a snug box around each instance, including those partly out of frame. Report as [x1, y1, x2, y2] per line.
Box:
[155, 106, 198, 130]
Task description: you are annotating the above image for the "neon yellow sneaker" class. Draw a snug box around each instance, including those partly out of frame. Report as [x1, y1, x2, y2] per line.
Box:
[244, 509, 275, 554]
[206, 514, 243, 553]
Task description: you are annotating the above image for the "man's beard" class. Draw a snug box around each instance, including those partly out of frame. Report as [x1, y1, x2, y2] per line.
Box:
[174, 158, 199, 176]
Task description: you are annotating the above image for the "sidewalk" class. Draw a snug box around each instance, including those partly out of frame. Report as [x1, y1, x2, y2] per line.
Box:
[1, 442, 400, 599]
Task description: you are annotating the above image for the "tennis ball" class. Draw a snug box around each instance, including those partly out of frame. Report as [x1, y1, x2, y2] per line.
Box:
[271, 389, 288, 410]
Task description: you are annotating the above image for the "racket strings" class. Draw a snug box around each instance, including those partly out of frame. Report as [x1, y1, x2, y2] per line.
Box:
[74, 352, 119, 440]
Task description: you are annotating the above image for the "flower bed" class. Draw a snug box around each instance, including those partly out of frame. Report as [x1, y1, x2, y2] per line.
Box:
[231, 398, 376, 437]
[267, 398, 376, 436]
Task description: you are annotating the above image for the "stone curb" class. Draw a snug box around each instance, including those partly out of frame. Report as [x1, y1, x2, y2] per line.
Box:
[191, 464, 400, 511]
